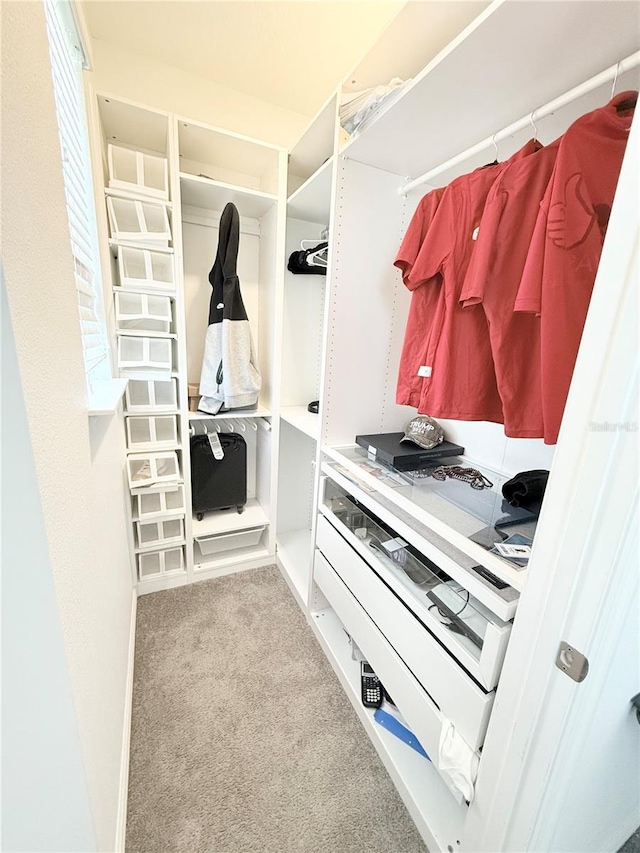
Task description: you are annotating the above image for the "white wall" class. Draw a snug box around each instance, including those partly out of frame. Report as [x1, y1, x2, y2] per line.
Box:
[89, 37, 309, 148]
[1, 273, 97, 852]
[0, 2, 135, 849]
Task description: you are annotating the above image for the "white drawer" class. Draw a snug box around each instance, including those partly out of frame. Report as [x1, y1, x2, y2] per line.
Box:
[317, 515, 493, 751]
[319, 480, 511, 690]
[314, 549, 480, 800]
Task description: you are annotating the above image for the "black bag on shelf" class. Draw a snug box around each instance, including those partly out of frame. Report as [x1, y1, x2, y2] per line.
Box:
[190, 432, 247, 520]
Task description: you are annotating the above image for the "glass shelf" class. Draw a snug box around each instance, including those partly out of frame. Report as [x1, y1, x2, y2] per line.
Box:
[323, 445, 537, 594]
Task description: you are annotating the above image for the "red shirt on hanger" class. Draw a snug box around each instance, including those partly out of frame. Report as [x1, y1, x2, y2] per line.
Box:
[515, 92, 636, 444]
[459, 138, 561, 438]
[409, 138, 541, 422]
[394, 187, 444, 407]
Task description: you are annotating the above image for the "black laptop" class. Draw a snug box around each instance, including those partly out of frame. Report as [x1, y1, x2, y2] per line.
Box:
[355, 432, 465, 471]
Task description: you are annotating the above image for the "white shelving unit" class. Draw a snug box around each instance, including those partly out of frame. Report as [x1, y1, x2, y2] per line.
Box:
[271, 3, 640, 851]
[90, 91, 287, 590]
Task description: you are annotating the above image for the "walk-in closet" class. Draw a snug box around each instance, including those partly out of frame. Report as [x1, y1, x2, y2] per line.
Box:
[2, 1, 639, 852]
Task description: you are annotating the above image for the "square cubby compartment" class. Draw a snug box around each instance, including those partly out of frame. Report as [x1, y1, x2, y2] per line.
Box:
[127, 451, 180, 489]
[118, 335, 173, 373]
[115, 292, 172, 334]
[126, 415, 179, 451]
[108, 144, 169, 200]
[107, 197, 171, 245]
[137, 546, 185, 580]
[125, 378, 177, 413]
[117, 246, 174, 292]
[136, 516, 184, 550]
[135, 484, 186, 521]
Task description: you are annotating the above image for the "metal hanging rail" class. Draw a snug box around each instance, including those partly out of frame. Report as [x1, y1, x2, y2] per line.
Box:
[399, 50, 640, 196]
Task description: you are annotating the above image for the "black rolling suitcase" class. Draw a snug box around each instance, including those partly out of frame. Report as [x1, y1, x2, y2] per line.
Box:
[190, 432, 247, 519]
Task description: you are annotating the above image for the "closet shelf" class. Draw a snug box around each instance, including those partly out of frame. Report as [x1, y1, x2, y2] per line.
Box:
[104, 186, 173, 208]
[109, 239, 174, 257]
[115, 330, 177, 339]
[191, 499, 268, 538]
[188, 405, 272, 421]
[280, 406, 320, 440]
[323, 445, 529, 595]
[135, 538, 186, 555]
[310, 606, 468, 841]
[179, 173, 277, 218]
[340, 1, 640, 182]
[113, 285, 176, 300]
[193, 542, 271, 575]
[130, 479, 184, 497]
[286, 156, 333, 223]
[124, 409, 179, 418]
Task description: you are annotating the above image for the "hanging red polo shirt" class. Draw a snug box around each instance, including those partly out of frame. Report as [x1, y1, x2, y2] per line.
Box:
[410, 138, 541, 422]
[459, 138, 561, 438]
[394, 187, 444, 407]
[515, 92, 636, 444]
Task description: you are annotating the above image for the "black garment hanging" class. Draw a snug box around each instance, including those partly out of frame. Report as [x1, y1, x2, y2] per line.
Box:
[198, 202, 261, 414]
[287, 241, 328, 275]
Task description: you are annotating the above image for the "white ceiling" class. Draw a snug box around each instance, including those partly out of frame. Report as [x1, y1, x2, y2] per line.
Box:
[82, 1, 404, 117]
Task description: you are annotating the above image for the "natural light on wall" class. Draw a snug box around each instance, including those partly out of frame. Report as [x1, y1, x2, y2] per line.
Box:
[44, 0, 111, 389]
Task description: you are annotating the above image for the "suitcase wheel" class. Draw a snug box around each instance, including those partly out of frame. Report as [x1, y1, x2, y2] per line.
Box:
[237, 505, 244, 514]
[196, 512, 204, 521]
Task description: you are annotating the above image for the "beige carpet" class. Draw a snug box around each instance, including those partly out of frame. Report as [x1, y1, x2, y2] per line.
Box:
[126, 565, 428, 853]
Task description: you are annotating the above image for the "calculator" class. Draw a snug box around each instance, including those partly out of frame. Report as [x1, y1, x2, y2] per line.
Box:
[361, 661, 383, 708]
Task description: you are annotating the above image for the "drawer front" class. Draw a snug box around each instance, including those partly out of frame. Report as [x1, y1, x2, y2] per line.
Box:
[314, 550, 447, 772]
[317, 515, 493, 751]
[319, 495, 511, 692]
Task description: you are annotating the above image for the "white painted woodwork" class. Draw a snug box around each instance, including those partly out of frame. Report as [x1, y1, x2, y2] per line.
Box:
[317, 515, 494, 750]
[319, 477, 511, 691]
[108, 144, 169, 200]
[343, 1, 640, 179]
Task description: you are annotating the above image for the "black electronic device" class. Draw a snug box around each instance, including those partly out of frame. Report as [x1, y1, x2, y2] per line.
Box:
[355, 431, 464, 471]
[361, 661, 383, 708]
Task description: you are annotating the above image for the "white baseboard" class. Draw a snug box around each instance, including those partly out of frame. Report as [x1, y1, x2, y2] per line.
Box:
[115, 590, 137, 852]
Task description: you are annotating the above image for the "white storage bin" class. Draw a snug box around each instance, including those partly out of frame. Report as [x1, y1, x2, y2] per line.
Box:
[108, 145, 169, 200]
[118, 335, 172, 373]
[126, 415, 179, 451]
[127, 451, 180, 489]
[117, 246, 174, 291]
[138, 546, 185, 580]
[125, 378, 177, 413]
[107, 197, 171, 245]
[136, 516, 184, 550]
[195, 525, 266, 556]
[135, 484, 186, 521]
[115, 292, 172, 333]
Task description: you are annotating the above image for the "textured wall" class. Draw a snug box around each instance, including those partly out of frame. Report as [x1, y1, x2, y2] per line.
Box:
[0, 2, 135, 849]
[1, 273, 97, 853]
[89, 38, 309, 148]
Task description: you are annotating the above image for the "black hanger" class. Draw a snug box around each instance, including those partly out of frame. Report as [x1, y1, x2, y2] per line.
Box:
[615, 93, 637, 112]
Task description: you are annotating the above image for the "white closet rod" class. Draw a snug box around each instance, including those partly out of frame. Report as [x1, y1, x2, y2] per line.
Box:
[399, 50, 640, 196]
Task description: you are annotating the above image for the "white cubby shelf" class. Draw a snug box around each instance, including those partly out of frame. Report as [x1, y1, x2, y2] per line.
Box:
[180, 173, 277, 219]
[280, 407, 320, 441]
